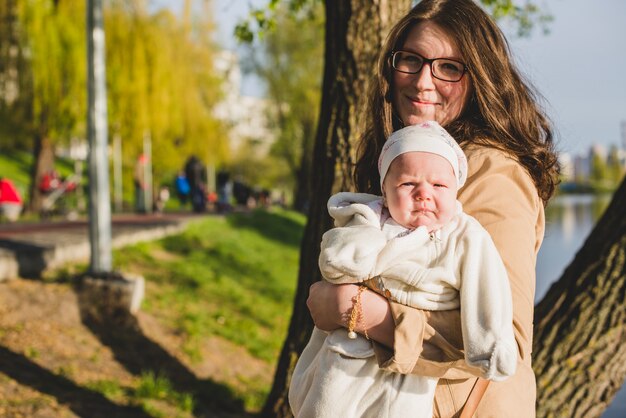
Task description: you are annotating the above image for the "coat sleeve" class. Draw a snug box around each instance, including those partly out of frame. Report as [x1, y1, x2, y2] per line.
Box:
[456, 223, 517, 381]
[373, 146, 542, 380]
[319, 223, 388, 282]
[320, 193, 389, 283]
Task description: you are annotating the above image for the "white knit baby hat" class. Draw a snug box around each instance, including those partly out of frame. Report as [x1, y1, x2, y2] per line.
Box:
[378, 121, 468, 189]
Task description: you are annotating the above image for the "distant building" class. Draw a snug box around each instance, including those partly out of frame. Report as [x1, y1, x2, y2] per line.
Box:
[590, 144, 607, 161]
[560, 122, 626, 188]
[213, 50, 274, 155]
[558, 152, 574, 181]
[573, 154, 590, 181]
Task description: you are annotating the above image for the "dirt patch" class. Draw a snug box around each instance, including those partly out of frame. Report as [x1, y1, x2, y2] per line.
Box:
[0, 278, 267, 417]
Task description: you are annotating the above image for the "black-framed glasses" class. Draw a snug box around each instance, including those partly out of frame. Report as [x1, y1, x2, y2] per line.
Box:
[391, 50, 467, 82]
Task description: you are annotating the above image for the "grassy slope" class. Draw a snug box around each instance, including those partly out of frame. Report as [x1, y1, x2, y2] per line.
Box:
[1, 149, 306, 412]
[112, 208, 305, 411]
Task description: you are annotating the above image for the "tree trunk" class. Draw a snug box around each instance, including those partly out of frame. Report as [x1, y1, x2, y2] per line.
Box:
[292, 118, 314, 213]
[262, 1, 410, 417]
[533, 177, 626, 417]
[27, 130, 55, 213]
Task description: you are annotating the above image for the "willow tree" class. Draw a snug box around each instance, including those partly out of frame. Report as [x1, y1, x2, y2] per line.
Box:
[15, 0, 86, 212]
[0, 0, 24, 149]
[105, 1, 228, 197]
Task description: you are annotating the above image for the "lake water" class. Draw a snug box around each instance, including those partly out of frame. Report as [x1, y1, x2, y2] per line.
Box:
[536, 193, 626, 417]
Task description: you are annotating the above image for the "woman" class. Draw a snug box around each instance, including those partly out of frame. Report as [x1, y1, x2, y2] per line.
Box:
[306, 0, 559, 416]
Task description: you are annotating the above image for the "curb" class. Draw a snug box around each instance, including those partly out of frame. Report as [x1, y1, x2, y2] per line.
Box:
[0, 217, 192, 281]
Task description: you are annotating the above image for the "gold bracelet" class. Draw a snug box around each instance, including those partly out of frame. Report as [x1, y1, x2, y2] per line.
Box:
[347, 286, 369, 340]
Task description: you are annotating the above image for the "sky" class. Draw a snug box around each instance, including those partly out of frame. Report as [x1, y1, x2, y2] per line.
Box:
[157, 0, 626, 156]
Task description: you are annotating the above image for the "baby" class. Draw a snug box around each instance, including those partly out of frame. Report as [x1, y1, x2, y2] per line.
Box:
[289, 121, 517, 418]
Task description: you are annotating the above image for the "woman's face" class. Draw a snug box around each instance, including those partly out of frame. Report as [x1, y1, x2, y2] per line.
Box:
[392, 21, 471, 127]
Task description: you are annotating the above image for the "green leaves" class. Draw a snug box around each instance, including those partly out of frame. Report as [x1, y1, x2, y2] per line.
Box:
[234, 0, 322, 44]
[3, 0, 228, 199]
[480, 0, 553, 37]
[235, 0, 551, 44]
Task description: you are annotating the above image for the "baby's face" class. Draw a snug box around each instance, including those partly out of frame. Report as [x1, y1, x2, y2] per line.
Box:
[382, 152, 458, 232]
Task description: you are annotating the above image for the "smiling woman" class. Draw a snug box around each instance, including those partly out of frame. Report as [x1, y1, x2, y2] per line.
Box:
[392, 22, 471, 127]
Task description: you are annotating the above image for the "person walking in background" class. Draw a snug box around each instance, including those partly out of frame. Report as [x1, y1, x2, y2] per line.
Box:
[133, 154, 148, 213]
[184, 155, 207, 213]
[174, 171, 191, 206]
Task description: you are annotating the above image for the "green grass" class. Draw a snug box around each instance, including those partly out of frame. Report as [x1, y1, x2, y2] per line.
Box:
[112, 207, 305, 411]
[134, 372, 194, 413]
[85, 374, 194, 418]
[86, 379, 126, 400]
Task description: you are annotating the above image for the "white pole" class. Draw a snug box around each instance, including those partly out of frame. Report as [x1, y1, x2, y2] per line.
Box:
[87, 0, 112, 273]
[143, 131, 153, 214]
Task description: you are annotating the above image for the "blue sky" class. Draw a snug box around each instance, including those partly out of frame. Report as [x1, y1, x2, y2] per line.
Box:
[157, 0, 626, 156]
[504, 0, 626, 155]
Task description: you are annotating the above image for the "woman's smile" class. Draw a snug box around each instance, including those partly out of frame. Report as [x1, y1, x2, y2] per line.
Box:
[393, 21, 471, 127]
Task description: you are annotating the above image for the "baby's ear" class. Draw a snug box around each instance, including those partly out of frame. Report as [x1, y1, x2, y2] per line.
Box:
[381, 188, 388, 207]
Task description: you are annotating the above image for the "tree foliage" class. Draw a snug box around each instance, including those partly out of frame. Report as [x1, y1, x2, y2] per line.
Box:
[607, 145, 625, 185]
[0, 0, 228, 209]
[105, 1, 228, 192]
[236, 0, 552, 44]
[14, 0, 87, 145]
[241, 3, 323, 210]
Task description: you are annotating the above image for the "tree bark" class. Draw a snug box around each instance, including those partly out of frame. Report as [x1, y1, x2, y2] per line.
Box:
[292, 118, 314, 213]
[262, 1, 410, 417]
[533, 177, 626, 417]
[27, 129, 55, 214]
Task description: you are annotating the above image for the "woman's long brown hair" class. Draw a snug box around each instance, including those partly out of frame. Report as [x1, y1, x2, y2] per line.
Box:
[354, 0, 560, 205]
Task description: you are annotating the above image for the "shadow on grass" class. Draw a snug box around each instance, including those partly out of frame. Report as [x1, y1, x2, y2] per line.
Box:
[74, 280, 252, 418]
[0, 346, 151, 418]
[226, 209, 305, 248]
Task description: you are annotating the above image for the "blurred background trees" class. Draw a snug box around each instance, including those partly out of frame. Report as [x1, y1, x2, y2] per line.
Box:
[0, 0, 227, 214]
[232, 2, 323, 212]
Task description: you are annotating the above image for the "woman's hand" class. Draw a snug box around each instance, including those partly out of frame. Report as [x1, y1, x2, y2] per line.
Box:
[307, 281, 355, 331]
[307, 281, 396, 347]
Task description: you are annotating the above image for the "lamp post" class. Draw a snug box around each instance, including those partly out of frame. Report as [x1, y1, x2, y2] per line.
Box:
[83, 0, 144, 318]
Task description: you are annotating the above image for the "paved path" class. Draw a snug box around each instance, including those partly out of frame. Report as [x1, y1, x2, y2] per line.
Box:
[0, 212, 209, 281]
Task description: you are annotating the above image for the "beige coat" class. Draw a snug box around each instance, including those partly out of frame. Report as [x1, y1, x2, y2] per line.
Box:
[373, 143, 544, 418]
